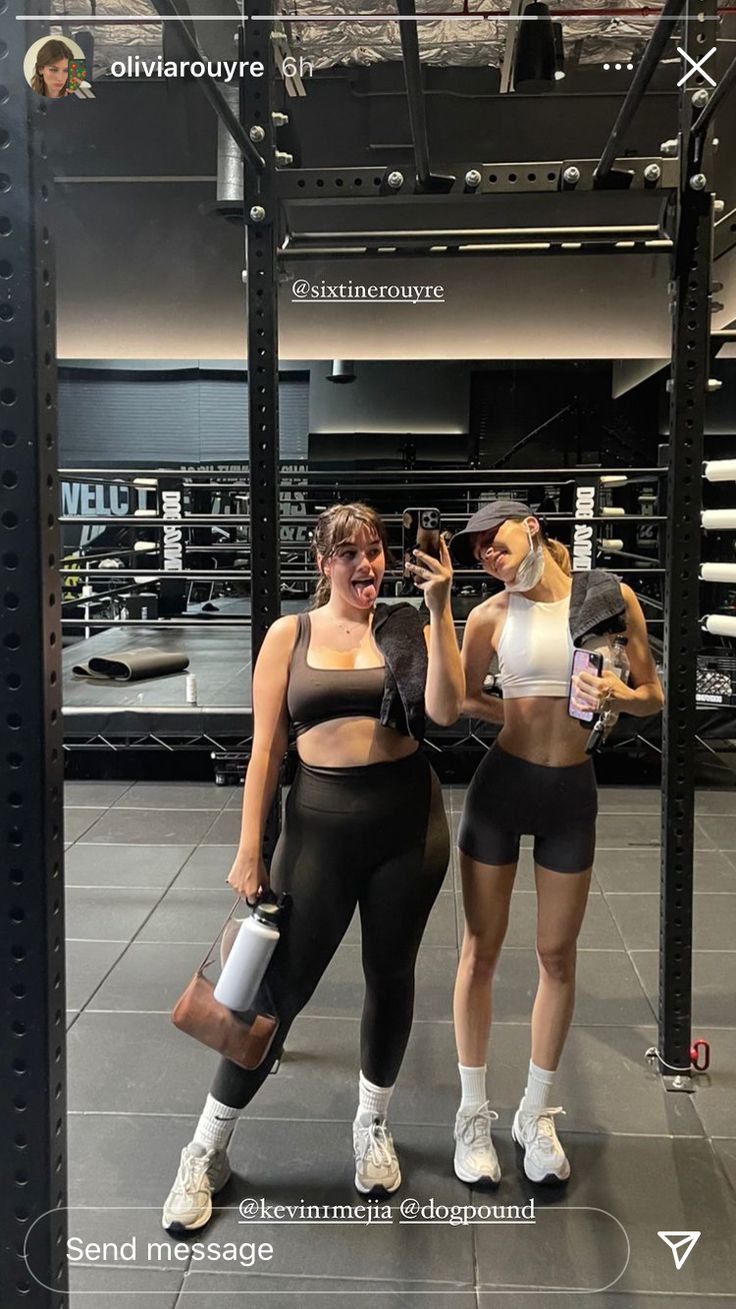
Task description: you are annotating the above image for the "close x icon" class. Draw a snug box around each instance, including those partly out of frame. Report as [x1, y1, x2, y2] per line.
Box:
[676, 46, 717, 87]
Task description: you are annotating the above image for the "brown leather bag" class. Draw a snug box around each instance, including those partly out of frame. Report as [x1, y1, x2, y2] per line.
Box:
[171, 901, 279, 1071]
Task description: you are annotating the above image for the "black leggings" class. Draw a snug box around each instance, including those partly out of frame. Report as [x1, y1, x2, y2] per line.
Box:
[211, 749, 450, 1109]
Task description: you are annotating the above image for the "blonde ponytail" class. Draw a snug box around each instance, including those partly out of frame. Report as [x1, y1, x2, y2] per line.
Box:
[545, 535, 572, 577]
[508, 513, 573, 577]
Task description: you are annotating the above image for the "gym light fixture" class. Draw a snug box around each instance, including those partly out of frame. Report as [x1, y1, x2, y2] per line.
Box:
[513, 2, 556, 92]
[327, 360, 356, 384]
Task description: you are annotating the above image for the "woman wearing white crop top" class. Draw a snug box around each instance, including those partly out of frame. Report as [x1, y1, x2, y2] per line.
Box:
[448, 500, 663, 1188]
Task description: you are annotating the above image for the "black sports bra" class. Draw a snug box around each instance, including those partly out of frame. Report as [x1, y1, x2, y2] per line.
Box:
[287, 612, 385, 739]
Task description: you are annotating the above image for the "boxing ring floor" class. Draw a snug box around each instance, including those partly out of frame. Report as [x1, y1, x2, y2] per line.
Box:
[63, 776, 736, 1305]
[62, 599, 310, 743]
[62, 598, 736, 758]
[61, 597, 423, 741]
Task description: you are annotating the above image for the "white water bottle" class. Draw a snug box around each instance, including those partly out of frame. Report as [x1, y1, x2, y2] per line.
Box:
[213, 901, 282, 1012]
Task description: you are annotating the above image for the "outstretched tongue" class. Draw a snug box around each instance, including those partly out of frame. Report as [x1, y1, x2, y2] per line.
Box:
[353, 579, 376, 603]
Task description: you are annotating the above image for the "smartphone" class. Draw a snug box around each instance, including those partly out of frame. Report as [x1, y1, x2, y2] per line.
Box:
[402, 508, 442, 574]
[568, 648, 603, 723]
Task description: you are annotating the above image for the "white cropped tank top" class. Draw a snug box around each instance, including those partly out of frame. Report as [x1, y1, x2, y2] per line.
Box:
[496, 592, 574, 699]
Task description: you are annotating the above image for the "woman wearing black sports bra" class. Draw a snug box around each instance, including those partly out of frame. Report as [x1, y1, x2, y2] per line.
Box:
[162, 502, 463, 1231]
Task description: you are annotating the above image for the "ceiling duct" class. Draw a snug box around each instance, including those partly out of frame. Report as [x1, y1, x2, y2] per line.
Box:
[65, 0, 669, 83]
[216, 84, 242, 205]
[513, 2, 556, 92]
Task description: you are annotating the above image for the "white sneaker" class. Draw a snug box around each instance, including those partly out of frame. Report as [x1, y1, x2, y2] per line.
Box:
[353, 1113, 402, 1196]
[453, 1101, 501, 1186]
[511, 1105, 571, 1184]
[162, 1140, 232, 1233]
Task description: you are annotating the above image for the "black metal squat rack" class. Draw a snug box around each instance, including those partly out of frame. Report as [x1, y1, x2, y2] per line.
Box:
[1, 0, 735, 1300]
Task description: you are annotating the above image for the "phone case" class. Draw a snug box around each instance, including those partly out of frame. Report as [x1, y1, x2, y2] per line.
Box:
[402, 507, 442, 567]
[568, 648, 603, 723]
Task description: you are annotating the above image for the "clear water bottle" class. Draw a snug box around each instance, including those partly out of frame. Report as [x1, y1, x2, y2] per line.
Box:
[586, 636, 630, 754]
[610, 636, 630, 687]
[213, 900, 283, 1013]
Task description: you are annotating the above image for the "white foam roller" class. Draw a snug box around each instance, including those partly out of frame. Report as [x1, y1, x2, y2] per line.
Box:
[600, 475, 628, 486]
[702, 510, 736, 530]
[601, 506, 625, 516]
[598, 539, 624, 552]
[701, 563, 736, 583]
[704, 614, 736, 637]
[704, 460, 736, 483]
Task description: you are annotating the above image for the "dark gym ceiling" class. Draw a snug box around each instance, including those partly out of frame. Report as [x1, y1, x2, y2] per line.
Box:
[46, 1, 736, 360]
[59, 0, 705, 79]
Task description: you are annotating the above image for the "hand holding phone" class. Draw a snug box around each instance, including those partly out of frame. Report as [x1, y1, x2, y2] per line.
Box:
[568, 648, 604, 724]
[401, 508, 453, 613]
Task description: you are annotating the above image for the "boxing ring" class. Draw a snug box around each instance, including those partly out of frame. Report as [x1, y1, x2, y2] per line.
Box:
[56, 458, 736, 757]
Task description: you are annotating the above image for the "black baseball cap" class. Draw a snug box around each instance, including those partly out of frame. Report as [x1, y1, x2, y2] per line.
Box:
[449, 499, 534, 569]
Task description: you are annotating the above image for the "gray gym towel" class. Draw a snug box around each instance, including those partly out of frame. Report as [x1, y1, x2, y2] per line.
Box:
[569, 569, 626, 643]
[373, 601, 430, 741]
[72, 648, 190, 681]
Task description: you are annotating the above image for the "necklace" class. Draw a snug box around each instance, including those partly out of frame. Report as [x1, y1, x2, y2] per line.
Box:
[339, 617, 372, 636]
[329, 609, 375, 637]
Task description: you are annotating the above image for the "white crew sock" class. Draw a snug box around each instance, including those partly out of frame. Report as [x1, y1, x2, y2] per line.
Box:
[356, 1071, 395, 1123]
[193, 1093, 239, 1153]
[520, 1059, 556, 1115]
[458, 1063, 487, 1113]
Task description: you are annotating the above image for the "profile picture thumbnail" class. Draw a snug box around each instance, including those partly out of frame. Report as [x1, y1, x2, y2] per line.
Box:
[24, 36, 90, 100]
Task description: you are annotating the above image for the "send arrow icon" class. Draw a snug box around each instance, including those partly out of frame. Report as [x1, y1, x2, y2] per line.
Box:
[657, 1231, 701, 1269]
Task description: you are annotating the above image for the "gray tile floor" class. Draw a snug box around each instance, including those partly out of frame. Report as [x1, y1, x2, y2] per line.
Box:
[63, 779, 736, 1307]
